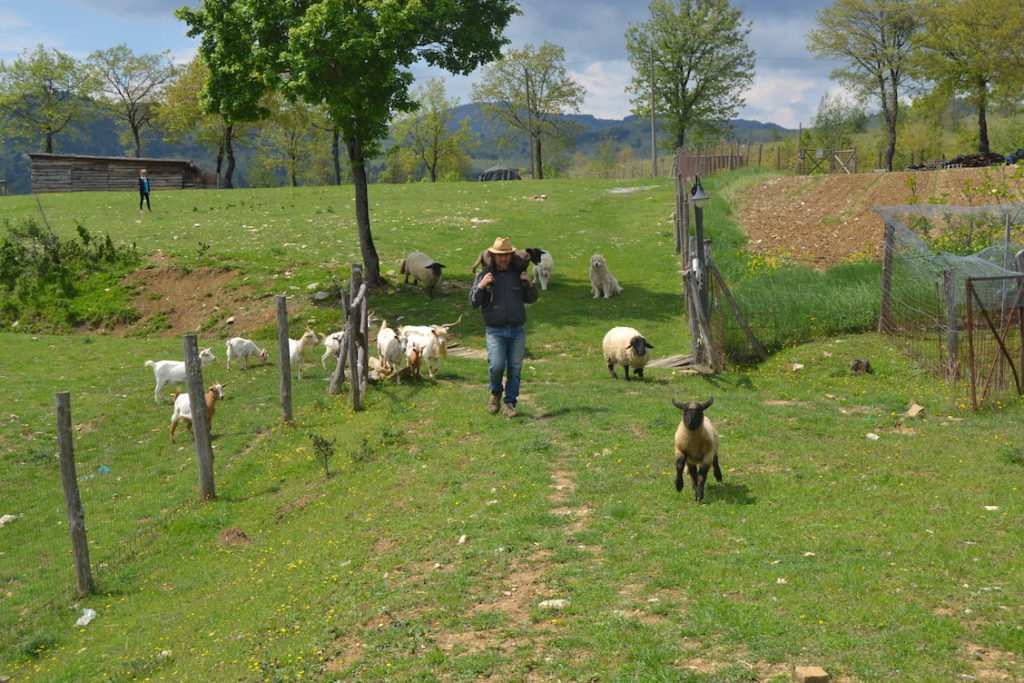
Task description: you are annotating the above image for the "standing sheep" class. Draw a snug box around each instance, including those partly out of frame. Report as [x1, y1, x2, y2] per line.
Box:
[602, 326, 653, 380]
[401, 251, 446, 298]
[671, 397, 721, 502]
[589, 254, 622, 298]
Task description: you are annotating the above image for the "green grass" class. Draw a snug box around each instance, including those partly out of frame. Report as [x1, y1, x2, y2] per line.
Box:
[1, 176, 1023, 681]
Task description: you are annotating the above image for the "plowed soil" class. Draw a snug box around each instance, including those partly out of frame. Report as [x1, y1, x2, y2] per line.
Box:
[734, 166, 1016, 268]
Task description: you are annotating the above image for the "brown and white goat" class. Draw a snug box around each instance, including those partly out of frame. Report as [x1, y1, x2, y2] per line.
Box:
[170, 383, 227, 443]
[672, 397, 721, 502]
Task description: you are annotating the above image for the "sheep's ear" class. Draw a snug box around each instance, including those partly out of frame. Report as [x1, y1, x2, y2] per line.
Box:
[671, 399, 686, 410]
[702, 397, 714, 410]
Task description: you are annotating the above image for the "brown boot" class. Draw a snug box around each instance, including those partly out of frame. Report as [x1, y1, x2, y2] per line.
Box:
[487, 391, 502, 414]
[501, 402, 518, 418]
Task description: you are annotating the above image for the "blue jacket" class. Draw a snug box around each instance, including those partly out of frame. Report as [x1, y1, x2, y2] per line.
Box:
[139, 176, 150, 193]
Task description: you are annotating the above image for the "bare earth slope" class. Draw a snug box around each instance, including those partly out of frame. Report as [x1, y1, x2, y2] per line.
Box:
[734, 167, 1014, 268]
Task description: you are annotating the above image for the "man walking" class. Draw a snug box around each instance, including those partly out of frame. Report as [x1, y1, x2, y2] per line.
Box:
[469, 237, 539, 417]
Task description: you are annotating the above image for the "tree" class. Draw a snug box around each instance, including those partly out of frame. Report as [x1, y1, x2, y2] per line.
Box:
[87, 45, 179, 157]
[154, 57, 238, 186]
[390, 79, 476, 182]
[914, 0, 1024, 155]
[807, 0, 919, 171]
[811, 91, 868, 150]
[0, 44, 97, 153]
[625, 0, 755, 151]
[252, 96, 334, 187]
[179, 0, 519, 288]
[472, 42, 585, 179]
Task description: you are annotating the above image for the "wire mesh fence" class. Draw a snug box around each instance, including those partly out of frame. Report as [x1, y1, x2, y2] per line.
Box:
[877, 204, 1024, 408]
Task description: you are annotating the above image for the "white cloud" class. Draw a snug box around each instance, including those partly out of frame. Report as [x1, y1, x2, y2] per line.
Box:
[570, 60, 633, 120]
[742, 74, 823, 128]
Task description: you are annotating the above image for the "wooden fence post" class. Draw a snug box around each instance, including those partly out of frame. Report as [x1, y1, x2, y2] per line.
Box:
[183, 334, 216, 500]
[55, 392, 95, 597]
[349, 264, 365, 411]
[276, 296, 294, 423]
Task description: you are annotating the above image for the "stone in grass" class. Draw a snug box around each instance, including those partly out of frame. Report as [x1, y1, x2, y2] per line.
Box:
[537, 599, 570, 610]
[795, 665, 830, 683]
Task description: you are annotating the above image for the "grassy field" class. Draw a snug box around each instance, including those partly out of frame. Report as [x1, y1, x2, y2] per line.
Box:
[1, 175, 1023, 681]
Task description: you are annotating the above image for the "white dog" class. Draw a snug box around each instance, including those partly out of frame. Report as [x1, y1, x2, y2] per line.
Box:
[589, 254, 622, 298]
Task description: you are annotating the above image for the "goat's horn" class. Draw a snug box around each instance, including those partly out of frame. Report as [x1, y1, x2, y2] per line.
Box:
[443, 313, 464, 328]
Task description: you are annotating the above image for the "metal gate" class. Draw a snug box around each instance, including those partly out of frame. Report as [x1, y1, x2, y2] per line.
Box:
[966, 274, 1024, 408]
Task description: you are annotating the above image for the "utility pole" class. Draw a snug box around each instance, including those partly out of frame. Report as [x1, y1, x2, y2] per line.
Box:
[649, 47, 657, 177]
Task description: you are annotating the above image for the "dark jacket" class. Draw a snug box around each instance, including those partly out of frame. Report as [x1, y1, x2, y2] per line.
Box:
[469, 265, 538, 327]
[138, 176, 150, 194]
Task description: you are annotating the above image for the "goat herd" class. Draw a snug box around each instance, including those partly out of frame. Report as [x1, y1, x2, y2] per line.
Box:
[142, 246, 723, 501]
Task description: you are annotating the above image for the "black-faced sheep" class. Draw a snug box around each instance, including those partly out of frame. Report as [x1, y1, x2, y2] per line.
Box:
[602, 326, 653, 380]
[401, 251, 446, 297]
[590, 254, 622, 298]
[671, 397, 721, 502]
[469, 247, 544, 274]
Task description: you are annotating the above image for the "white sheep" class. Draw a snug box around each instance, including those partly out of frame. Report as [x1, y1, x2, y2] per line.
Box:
[672, 397, 721, 502]
[602, 326, 654, 380]
[375, 320, 407, 380]
[225, 337, 268, 370]
[144, 347, 216, 404]
[170, 383, 226, 443]
[398, 314, 462, 379]
[400, 251, 446, 298]
[289, 327, 319, 378]
[536, 249, 554, 290]
[589, 254, 622, 298]
[320, 330, 346, 369]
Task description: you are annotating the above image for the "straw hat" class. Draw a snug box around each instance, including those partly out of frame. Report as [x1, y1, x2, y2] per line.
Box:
[487, 237, 516, 254]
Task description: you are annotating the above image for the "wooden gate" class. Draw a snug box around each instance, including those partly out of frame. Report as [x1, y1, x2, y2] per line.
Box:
[797, 148, 857, 174]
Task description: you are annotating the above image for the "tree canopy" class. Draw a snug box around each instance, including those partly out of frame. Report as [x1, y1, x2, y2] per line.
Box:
[178, 0, 519, 287]
[625, 0, 755, 150]
[388, 79, 477, 182]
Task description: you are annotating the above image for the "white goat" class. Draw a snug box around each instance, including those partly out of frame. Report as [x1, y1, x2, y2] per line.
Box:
[320, 330, 347, 369]
[398, 315, 462, 379]
[400, 251, 446, 298]
[144, 347, 216, 404]
[672, 397, 721, 502]
[225, 337, 268, 369]
[589, 254, 622, 298]
[536, 250, 554, 290]
[170, 383, 226, 443]
[376, 320, 407, 381]
[289, 327, 319, 378]
[602, 326, 654, 380]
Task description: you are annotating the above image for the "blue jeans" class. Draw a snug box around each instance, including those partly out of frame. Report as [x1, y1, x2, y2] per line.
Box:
[485, 325, 526, 405]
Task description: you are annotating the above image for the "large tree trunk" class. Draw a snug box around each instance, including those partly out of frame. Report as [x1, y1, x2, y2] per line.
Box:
[223, 124, 235, 189]
[976, 79, 990, 154]
[45, 133, 54, 153]
[132, 125, 142, 158]
[880, 73, 897, 172]
[346, 135, 384, 288]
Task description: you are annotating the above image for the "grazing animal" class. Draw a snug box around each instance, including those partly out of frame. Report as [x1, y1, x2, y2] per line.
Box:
[375, 320, 407, 381]
[589, 254, 622, 298]
[535, 249, 554, 290]
[671, 397, 721, 502]
[170, 383, 226, 443]
[398, 315, 462, 379]
[602, 326, 654, 380]
[144, 347, 216, 404]
[320, 330, 346, 370]
[289, 327, 319, 378]
[470, 247, 543, 274]
[225, 337, 268, 370]
[400, 251, 446, 298]
[405, 342, 424, 381]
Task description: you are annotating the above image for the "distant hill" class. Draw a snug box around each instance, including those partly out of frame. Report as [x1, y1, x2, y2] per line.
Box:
[0, 105, 795, 194]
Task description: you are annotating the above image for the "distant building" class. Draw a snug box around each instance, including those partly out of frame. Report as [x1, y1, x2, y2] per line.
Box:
[27, 153, 215, 194]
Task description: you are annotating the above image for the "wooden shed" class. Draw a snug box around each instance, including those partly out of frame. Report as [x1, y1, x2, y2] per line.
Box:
[27, 153, 215, 194]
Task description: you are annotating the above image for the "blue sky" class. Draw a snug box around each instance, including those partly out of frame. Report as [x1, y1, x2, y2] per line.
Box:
[0, 0, 843, 128]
